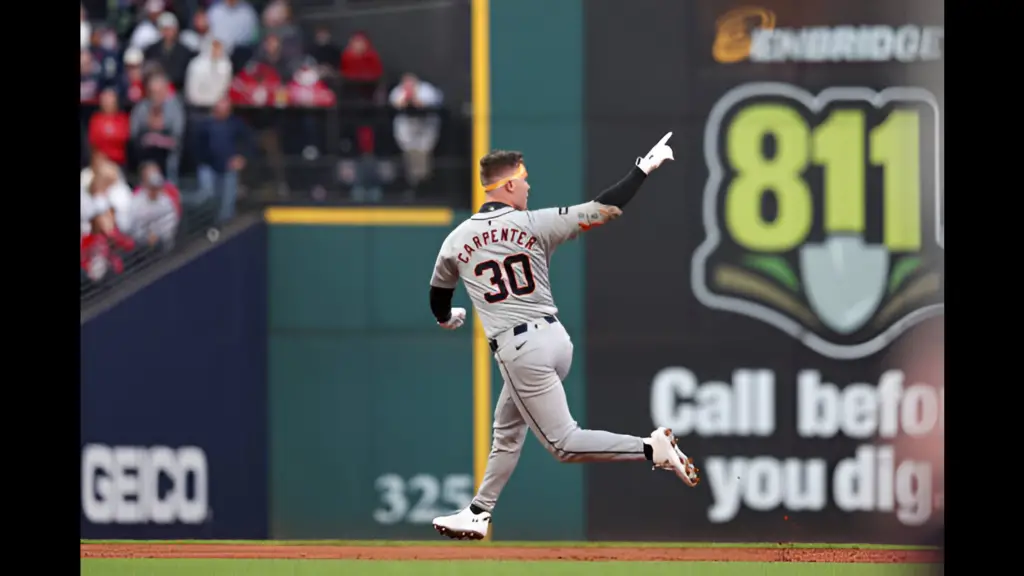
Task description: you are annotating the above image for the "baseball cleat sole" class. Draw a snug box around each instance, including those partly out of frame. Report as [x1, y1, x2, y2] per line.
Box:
[433, 524, 486, 541]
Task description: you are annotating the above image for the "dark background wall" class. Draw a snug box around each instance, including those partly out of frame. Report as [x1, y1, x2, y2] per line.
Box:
[583, 0, 943, 544]
[80, 222, 269, 539]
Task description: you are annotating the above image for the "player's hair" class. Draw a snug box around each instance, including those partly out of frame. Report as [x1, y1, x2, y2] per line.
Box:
[479, 150, 524, 185]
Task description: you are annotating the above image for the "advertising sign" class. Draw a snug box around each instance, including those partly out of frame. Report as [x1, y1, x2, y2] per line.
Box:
[80, 223, 269, 539]
[583, 0, 943, 544]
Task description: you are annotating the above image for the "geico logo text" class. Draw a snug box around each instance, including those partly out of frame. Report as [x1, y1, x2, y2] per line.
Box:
[81, 444, 210, 525]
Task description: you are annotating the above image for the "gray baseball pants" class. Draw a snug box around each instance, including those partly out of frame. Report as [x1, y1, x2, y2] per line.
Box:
[471, 318, 647, 512]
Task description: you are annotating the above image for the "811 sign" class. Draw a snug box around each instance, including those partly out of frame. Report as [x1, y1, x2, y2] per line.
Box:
[692, 83, 943, 360]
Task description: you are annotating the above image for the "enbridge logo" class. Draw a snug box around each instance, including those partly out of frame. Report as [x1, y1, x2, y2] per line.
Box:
[713, 6, 776, 63]
[711, 7, 944, 64]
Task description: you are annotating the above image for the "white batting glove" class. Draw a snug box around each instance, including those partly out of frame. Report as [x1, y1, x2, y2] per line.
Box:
[635, 132, 675, 174]
[438, 307, 466, 330]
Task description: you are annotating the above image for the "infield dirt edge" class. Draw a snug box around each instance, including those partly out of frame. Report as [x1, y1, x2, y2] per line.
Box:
[80, 543, 943, 563]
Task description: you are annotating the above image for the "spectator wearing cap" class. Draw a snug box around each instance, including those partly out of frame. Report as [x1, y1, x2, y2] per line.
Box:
[129, 0, 168, 50]
[180, 7, 215, 54]
[195, 96, 252, 223]
[185, 39, 232, 108]
[130, 73, 186, 183]
[88, 89, 130, 167]
[144, 12, 196, 91]
[207, 0, 259, 70]
[119, 47, 147, 108]
[128, 162, 181, 252]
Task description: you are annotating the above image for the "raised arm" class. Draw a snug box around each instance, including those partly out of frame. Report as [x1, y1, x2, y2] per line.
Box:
[529, 131, 675, 249]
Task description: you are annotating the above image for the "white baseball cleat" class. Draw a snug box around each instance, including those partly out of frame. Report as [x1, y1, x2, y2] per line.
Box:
[432, 507, 491, 540]
[648, 427, 700, 487]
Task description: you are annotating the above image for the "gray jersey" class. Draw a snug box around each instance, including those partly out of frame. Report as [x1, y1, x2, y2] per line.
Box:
[430, 201, 616, 339]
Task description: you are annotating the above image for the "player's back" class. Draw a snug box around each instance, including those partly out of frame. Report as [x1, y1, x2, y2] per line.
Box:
[442, 207, 557, 339]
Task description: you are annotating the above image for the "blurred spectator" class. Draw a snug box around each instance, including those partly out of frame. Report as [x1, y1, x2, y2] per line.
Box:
[128, 162, 181, 252]
[340, 31, 383, 102]
[207, 0, 260, 69]
[261, 1, 304, 74]
[81, 4, 91, 50]
[81, 49, 104, 106]
[81, 207, 136, 285]
[91, 26, 122, 88]
[288, 64, 336, 108]
[229, 58, 283, 106]
[82, 156, 134, 235]
[129, 0, 168, 50]
[310, 24, 340, 82]
[143, 12, 196, 91]
[136, 106, 175, 179]
[88, 89, 131, 167]
[130, 73, 186, 182]
[342, 127, 383, 203]
[389, 73, 443, 189]
[180, 7, 214, 53]
[195, 97, 252, 223]
[256, 33, 297, 84]
[81, 162, 111, 238]
[186, 39, 233, 108]
[119, 48, 147, 109]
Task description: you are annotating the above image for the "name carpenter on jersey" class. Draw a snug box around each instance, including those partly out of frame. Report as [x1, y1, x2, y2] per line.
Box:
[456, 227, 540, 263]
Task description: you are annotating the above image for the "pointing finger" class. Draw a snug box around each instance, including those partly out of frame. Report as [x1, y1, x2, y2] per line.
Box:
[656, 132, 673, 147]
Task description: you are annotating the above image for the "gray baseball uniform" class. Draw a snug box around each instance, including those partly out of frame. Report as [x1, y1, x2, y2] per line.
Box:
[430, 200, 647, 512]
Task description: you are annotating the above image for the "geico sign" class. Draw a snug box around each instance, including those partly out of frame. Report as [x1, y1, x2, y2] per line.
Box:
[82, 444, 210, 525]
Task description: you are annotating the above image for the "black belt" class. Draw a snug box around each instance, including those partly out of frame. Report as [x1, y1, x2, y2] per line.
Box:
[489, 316, 558, 352]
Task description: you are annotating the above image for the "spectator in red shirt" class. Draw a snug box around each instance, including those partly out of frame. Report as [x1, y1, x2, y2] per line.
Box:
[340, 31, 383, 102]
[88, 89, 130, 167]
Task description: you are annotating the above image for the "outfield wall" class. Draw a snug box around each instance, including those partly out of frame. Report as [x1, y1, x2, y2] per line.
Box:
[80, 221, 269, 539]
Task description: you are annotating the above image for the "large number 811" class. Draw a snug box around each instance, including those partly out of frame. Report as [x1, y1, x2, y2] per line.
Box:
[725, 104, 921, 252]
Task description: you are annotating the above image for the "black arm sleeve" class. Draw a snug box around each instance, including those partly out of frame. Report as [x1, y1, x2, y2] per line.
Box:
[429, 286, 456, 323]
[594, 165, 648, 208]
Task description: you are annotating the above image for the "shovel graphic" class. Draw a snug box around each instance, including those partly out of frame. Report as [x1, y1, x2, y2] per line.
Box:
[799, 236, 889, 335]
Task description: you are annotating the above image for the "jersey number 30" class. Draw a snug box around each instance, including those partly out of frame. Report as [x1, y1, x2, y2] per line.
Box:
[474, 254, 536, 303]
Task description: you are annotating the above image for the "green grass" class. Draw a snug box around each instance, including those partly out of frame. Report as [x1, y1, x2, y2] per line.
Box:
[81, 540, 939, 551]
[80, 560, 943, 576]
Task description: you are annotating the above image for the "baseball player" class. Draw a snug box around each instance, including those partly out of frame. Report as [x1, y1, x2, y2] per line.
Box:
[428, 133, 699, 540]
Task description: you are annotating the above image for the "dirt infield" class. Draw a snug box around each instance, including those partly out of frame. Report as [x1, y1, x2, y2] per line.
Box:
[81, 543, 943, 563]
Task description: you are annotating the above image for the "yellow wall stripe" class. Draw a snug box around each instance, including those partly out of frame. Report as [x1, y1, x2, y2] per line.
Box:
[263, 207, 453, 226]
[471, 0, 493, 539]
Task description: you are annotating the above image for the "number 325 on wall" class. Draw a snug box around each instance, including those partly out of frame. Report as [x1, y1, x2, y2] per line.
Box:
[373, 473, 474, 525]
